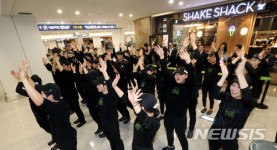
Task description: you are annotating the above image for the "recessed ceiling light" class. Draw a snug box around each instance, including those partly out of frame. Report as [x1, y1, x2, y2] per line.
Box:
[89, 22, 92, 24]
[98, 22, 101, 24]
[61, 21, 64, 24]
[169, 0, 174, 4]
[119, 13, 123, 17]
[186, 3, 193, 7]
[47, 22, 50, 24]
[57, 9, 62, 14]
[179, 1, 184, 5]
[75, 11, 80, 15]
[129, 14, 133, 17]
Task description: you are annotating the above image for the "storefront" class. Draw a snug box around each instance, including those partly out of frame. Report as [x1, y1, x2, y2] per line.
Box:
[152, 0, 277, 83]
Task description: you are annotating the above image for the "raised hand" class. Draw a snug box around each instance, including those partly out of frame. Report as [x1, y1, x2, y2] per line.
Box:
[11, 70, 20, 80]
[98, 58, 107, 73]
[70, 42, 76, 51]
[154, 45, 164, 59]
[219, 60, 228, 77]
[235, 57, 247, 76]
[178, 48, 191, 64]
[211, 42, 216, 52]
[79, 64, 83, 74]
[183, 36, 190, 49]
[240, 46, 245, 59]
[112, 74, 120, 87]
[18, 61, 30, 81]
[71, 63, 76, 73]
[127, 87, 143, 106]
[42, 57, 48, 65]
[82, 58, 87, 68]
[190, 32, 196, 44]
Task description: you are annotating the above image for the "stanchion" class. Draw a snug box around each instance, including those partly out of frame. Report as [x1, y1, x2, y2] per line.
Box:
[256, 76, 272, 109]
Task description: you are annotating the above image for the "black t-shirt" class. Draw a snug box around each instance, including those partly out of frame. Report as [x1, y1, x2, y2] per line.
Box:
[98, 79, 119, 128]
[38, 98, 77, 149]
[120, 94, 160, 149]
[58, 70, 78, 97]
[160, 59, 196, 116]
[134, 70, 156, 95]
[211, 85, 255, 136]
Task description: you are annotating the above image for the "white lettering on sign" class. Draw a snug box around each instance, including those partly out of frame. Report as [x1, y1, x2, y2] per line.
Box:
[183, 1, 263, 22]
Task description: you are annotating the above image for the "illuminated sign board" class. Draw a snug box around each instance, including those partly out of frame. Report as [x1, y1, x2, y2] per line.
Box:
[183, 1, 267, 22]
[38, 24, 117, 31]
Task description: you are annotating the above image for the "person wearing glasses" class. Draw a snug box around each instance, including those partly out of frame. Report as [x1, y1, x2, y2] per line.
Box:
[167, 41, 178, 67]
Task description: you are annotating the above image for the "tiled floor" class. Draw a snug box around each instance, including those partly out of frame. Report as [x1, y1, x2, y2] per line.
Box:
[0, 85, 276, 150]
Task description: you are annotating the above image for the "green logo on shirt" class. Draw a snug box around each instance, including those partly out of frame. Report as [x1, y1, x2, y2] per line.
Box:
[135, 122, 142, 131]
[224, 108, 235, 119]
[141, 81, 146, 88]
[207, 68, 213, 73]
[171, 87, 179, 95]
[99, 98, 103, 106]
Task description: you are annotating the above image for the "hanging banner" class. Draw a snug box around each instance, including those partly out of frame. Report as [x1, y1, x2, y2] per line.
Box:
[38, 24, 117, 31]
[182, 1, 268, 22]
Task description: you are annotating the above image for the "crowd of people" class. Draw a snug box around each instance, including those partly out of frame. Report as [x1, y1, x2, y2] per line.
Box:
[10, 32, 276, 150]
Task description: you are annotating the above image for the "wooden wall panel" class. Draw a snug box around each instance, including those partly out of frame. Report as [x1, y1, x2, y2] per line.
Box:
[216, 13, 256, 54]
[134, 17, 151, 48]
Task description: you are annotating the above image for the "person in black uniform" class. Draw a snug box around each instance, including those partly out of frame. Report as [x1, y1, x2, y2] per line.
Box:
[112, 74, 160, 150]
[208, 55, 256, 150]
[17, 61, 77, 150]
[133, 57, 157, 95]
[94, 58, 124, 150]
[201, 46, 221, 115]
[11, 72, 54, 146]
[154, 42, 196, 150]
[52, 54, 86, 127]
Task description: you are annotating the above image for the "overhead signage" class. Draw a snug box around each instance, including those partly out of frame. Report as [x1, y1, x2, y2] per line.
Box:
[38, 24, 117, 31]
[183, 1, 268, 22]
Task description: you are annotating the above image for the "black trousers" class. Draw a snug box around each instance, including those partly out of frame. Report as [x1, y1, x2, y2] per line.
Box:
[209, 139, 238, 150]
[202, 82, 215, 109]
[164, 113, 188, 150]
[64, 93, 85, 122]
[104, 126, 124, 150]
[29, 100, 51, 134]
[87, 104, 103, 130]
[188, 98, 198, 131]
[117, 100, 130, 118]
[158, 94, 166, 114]
[75, 82, 87, 101]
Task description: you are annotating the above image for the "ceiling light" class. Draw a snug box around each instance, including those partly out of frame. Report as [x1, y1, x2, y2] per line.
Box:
[89, 22, 92, 24]
[129, 14, 133, 17]
[47, 22, 50, 24]
[57, 9, 63, 14]
[169, 0, 174, 4]
[98, 22, 101, 24]
[179, 2, 184, 6]
[186, 3, 193, 7]
[61, 22, 64, 24]
[119, 13, 123, 17]
[75, 11, 80, 15]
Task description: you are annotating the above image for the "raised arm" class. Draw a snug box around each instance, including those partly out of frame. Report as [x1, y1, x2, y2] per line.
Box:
[19, 61, 44, 106]
[190, 32, 197, 50]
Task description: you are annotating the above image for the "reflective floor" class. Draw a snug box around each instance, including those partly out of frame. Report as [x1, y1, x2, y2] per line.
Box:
[0, 85, 276, 150]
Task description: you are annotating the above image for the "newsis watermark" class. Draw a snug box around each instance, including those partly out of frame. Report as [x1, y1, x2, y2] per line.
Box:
[193, 129, 266, 140]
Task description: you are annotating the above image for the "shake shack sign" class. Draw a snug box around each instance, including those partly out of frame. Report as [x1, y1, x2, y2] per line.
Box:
[183, 1, 267, 22]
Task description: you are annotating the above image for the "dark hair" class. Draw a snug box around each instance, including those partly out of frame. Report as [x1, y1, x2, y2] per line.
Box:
[235, 44, 242, 50]
[144, 43, 149, 48]
[60, 60, 70, 66]
[218, 42, 227, 53]
[263, 44, 272, 49]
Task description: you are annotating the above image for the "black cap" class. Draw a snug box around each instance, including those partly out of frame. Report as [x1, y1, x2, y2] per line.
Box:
[140, 93, 159, 113]
[145, 65, 154, 71]
[93, 48, 98, 51]
[93, 76, 106, 85]
[52, 48, 62, 53]
[116, 51, 124, 55]
[60, 59, 70, 66]
[210, 52, 217, 57]
[35, 83, 61, 100]
[173, 66, 188, 75]
[31, 75, 42, 85]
